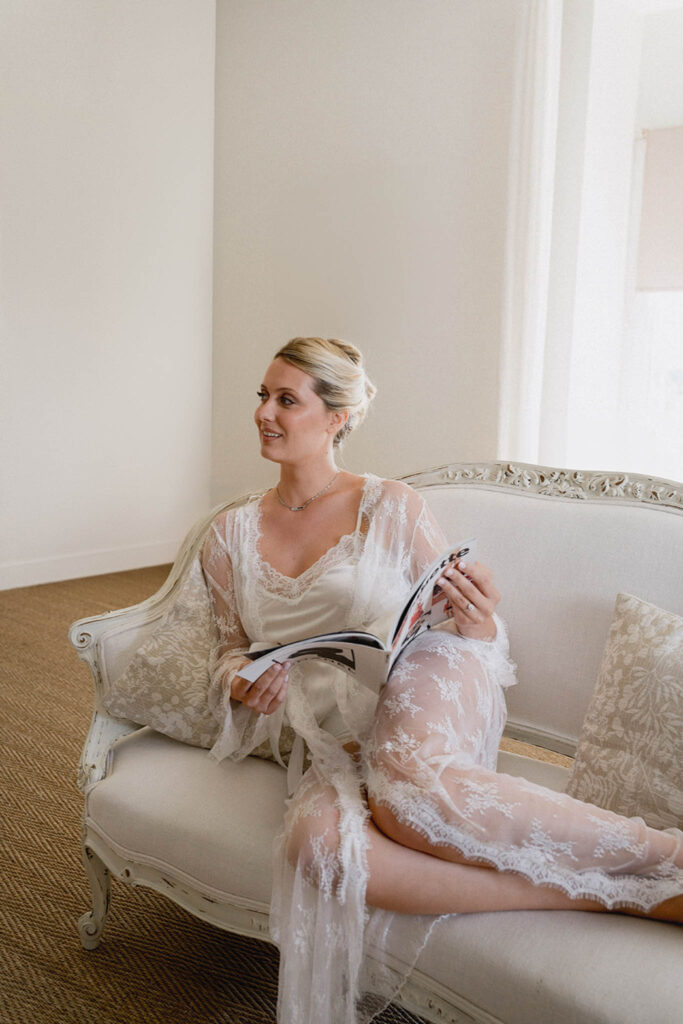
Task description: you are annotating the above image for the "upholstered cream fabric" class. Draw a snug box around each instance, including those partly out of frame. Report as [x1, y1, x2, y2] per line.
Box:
[424, 486, 683, 746]
[102, 554, 220, 748]
[413, 907, 683, 1024]
[86, 729, 284, 903]
[566, 593, 683, 829]
[87, 728, 683, 1024]
[85, 732, 571, 905]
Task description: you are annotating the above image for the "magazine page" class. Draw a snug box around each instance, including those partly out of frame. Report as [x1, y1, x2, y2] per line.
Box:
[388, 538, 477, 667]
[236, 538, 476, 689]
[237, 631, 388, 689]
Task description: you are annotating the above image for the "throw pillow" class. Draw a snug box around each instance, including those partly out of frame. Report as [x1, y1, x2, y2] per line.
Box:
[103, 552, 220, 748]
[566, 592, 683, 829]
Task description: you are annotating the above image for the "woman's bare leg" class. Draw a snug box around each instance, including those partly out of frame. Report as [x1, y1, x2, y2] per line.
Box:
[364, 816, 682, 923]
[364, 819, 610, 915]
[365, 632, 683, 922]
[285, 772, 681, 922]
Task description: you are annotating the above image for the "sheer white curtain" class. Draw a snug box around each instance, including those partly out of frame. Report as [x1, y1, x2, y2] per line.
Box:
[498, 0, 562, 465]
[499, 4, 682, 482]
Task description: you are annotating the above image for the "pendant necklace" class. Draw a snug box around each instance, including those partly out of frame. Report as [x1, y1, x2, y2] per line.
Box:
[276, 471, 339, 512]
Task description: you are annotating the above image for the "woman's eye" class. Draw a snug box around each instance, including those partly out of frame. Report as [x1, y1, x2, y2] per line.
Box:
[256, 390, 294, 405]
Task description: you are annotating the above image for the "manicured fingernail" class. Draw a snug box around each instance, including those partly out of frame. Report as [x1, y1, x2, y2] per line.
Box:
[458, 561, 470, 571]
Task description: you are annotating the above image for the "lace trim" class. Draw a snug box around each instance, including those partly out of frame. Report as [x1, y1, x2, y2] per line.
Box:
[357, 472, 384, 533]
[367, 768, 683, 912]
[246, 473, 383, 601]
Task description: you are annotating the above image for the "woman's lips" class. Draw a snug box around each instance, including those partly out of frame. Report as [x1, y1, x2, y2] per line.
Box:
[261, 430, 282, 441]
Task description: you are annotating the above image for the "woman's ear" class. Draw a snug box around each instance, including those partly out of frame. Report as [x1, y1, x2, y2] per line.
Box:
[328, 409, 349, 436]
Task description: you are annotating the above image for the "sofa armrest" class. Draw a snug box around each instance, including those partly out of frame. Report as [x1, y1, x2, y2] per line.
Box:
[69, 492, 255, 791]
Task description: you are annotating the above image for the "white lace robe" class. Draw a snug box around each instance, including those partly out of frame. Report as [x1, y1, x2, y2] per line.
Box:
[200, 474, 683, 1024]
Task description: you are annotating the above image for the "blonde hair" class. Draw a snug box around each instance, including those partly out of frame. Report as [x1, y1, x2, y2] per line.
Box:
[274, 337, 377, 447]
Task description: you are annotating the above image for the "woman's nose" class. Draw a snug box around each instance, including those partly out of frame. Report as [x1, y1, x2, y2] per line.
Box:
[258, 398, 275, 421]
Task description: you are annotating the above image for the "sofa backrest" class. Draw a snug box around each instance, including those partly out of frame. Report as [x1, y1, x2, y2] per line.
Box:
[85, 461, 682, 757]
[411, 464, 682, 753]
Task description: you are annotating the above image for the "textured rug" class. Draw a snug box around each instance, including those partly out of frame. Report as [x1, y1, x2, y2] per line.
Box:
[0, 565, 433, 1024]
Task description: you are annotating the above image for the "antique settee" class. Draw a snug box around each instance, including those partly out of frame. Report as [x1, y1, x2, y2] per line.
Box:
[70, 461, 683, 1024]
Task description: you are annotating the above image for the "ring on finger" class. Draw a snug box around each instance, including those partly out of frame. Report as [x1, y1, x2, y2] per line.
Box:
[465, 601, 474, 612]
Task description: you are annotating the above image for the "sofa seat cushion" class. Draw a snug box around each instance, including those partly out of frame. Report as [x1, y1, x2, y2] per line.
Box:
[87, 729, 682, 1023]
[410, 910, 683, 1024]
[85, 728, 287, 908]
[86, 733, 570, 909]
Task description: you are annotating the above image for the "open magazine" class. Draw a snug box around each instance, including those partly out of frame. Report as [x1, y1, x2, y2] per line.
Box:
[237, 538, 477, 691]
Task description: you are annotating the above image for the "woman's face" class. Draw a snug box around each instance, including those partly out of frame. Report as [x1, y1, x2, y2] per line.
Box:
[254, 358, 344, 465]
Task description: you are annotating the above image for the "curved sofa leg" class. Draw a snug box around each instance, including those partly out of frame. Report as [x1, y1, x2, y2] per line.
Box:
[78, 843, 111, 950]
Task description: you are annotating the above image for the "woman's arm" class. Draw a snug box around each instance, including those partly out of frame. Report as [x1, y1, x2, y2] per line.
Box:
[200, 517, 252, 723]
[408, 490, 499, 642]
[201, 515, 289, 718]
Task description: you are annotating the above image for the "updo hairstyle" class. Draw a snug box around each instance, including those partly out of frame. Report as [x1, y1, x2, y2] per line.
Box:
[274, 337, 377, 447]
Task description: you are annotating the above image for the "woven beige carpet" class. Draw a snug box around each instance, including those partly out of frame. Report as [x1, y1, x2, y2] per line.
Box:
[0, 565, 572, 1024]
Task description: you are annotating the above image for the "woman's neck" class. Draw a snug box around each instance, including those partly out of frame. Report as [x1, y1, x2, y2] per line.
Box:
[277, 459, 340, 508]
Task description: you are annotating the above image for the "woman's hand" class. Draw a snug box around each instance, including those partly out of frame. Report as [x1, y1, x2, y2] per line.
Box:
[230, 659, 291, 715]
[436, 559, 500, 641]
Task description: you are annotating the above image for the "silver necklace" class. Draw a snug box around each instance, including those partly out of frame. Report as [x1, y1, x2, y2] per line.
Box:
[276, 471, 339, 512]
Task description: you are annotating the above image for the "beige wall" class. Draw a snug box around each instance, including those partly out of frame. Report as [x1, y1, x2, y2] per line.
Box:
[211, 0, 521, 503]
[1, 1, 216, 589]
[5, 1, 679, 589]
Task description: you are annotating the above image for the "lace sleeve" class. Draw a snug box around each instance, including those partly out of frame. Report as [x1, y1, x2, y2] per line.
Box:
[407, 492, 450, 582]
[201, 510, 289, 765]
[407, 489, 507, 649]
[200, 514, 251, 728]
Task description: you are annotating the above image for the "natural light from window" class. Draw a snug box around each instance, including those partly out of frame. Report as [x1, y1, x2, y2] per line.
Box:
[621, 291, 683, 481]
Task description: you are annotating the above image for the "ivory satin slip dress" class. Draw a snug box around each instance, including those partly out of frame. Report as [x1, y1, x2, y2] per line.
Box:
[200, 473, 683, 1024]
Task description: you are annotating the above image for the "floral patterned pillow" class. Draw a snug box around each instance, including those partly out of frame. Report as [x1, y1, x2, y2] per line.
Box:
[103, 553, 220, 748]
[566, 593, 683, 829]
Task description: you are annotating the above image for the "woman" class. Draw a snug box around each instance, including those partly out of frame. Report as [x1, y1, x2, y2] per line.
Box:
[200, 337, 682, 1024]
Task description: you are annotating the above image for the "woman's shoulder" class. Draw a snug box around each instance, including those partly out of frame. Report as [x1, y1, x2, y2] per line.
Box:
[204, 493, 264, 551]
[363, 475, 427, 520]
[215, 488, 265, 522]
[368, 474, 423, 502]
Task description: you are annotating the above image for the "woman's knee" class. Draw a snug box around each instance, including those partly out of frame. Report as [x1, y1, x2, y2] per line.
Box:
[367, 795, 436, 854]
[366, 753, 478, 847]
[383, 642, 488, 716]
[368, 796, 406, 843]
